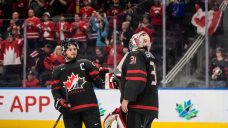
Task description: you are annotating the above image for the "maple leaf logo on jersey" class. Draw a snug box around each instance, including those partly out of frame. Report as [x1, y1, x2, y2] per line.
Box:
[63, 73, 86, 91]
[4, 46, 21, 65]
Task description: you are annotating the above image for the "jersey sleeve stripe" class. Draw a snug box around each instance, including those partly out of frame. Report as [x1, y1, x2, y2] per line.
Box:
[49, 80, 60, 85]
[128, 105, 158, 111]
[69, 103, 98, 111]
[30, 52, 39, 58]
[52, 86, 61, 90]
[126, 77, 146, 82]
[127, 70, 147, 76]
[89, 70, 99, 76]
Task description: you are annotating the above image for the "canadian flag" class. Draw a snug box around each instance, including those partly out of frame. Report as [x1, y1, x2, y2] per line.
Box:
[191, 6, 222, 36]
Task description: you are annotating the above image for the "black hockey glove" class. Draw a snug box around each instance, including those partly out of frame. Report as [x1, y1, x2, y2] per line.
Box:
[54, 98, 71, 113]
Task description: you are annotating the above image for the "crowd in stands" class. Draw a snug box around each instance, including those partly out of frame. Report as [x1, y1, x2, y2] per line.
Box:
[0, 0, 227, 87]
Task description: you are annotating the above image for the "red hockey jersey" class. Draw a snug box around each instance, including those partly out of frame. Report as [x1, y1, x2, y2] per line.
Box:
[0, 39, 23, 66]
[44, 53, 65, 71]
[22, 78, 40, 88]
[40, 21, 55, 41]
[25, 16, 41, 39]
[105, 44, 123, 68]
[79, 6, 94, 18]
[55, 21, 70, 41]
[70, 20, 88, 42]
[149, 5, 163, 26]
[107, 5, 122, 30]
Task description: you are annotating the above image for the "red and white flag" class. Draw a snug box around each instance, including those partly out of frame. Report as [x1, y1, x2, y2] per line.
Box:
[191, 7, 222, 36]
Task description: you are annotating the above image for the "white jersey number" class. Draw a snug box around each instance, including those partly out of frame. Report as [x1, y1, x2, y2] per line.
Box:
[150, 61, 157, 86]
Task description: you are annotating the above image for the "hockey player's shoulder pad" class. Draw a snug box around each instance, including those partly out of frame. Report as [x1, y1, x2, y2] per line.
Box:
[78, 59, 95, 66]
[78, 59, 98, 71]
[78, 59, 100, 78]
[52, 64, 65, 81]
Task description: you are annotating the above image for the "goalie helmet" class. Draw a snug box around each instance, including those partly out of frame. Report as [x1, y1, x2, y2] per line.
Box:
[129, 31, 151, 51]
[60, 38, 79, 53]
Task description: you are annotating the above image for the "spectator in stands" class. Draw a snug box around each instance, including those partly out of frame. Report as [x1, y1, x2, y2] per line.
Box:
[120, 21, 133, 53]
[28, 0, 45, 17]
[40, 12, 56, 47]
[91, 11, 109, 47]
[0, 0, 6, 34]
[55, 14, 70, 44]
[24, 8, 41, 50]
[0, 0, 12, 19]
[43, 45, 64, 71]
[7, 12, 22, 38]
[94, 47, 105, 66]
[104, 32, 123, 69]
[22, 70, 40, 88]
[149, 0, 163, 32]
[29, 43, 52, 77]
[0, 33, 23, 75]
[70, 14, 88, 57]
[48, 0, 67, 17]
[120, 1, 135, 27]
[67, 0, 76, 15]
[11, 0, 29, 18]
[209, 47, 228, 88]
[40, 45, 64, 87]
[107, 0, 122, 30]
[79, 0, 94, 18]
[12, 11, 23, 29]
[172, 0, 185, 30]
[135, 13, 154, 45]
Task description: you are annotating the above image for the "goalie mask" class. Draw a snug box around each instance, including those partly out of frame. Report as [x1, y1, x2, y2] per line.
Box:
[129, 31, 151, 51]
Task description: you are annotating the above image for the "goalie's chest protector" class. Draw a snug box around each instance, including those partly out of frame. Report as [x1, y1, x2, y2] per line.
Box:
[121, 51, 158, 117]
[55, 59, 99, 113]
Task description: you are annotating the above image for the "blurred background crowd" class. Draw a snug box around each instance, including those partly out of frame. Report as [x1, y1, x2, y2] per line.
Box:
[0, 0, 227, 88]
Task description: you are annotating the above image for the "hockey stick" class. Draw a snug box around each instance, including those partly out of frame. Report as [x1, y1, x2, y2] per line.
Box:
[53, 113, 63, 128]
[53, 87, 69, 128]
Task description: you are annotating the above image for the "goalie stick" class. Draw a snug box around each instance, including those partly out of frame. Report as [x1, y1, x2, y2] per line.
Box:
[116, 52, 129, 74]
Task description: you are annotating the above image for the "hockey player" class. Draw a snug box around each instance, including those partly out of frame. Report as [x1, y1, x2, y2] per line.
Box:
[51, 39, 104, 128]
[120, 31, 158, 128]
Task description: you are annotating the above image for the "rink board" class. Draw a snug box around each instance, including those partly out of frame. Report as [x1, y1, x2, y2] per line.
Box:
[0, 120, 228, 128]
[0, 88, 228, 128]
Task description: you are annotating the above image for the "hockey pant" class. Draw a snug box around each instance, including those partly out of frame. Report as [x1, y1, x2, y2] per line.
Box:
[127, 111, 155, 128]
[63, 108, 102, 128]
